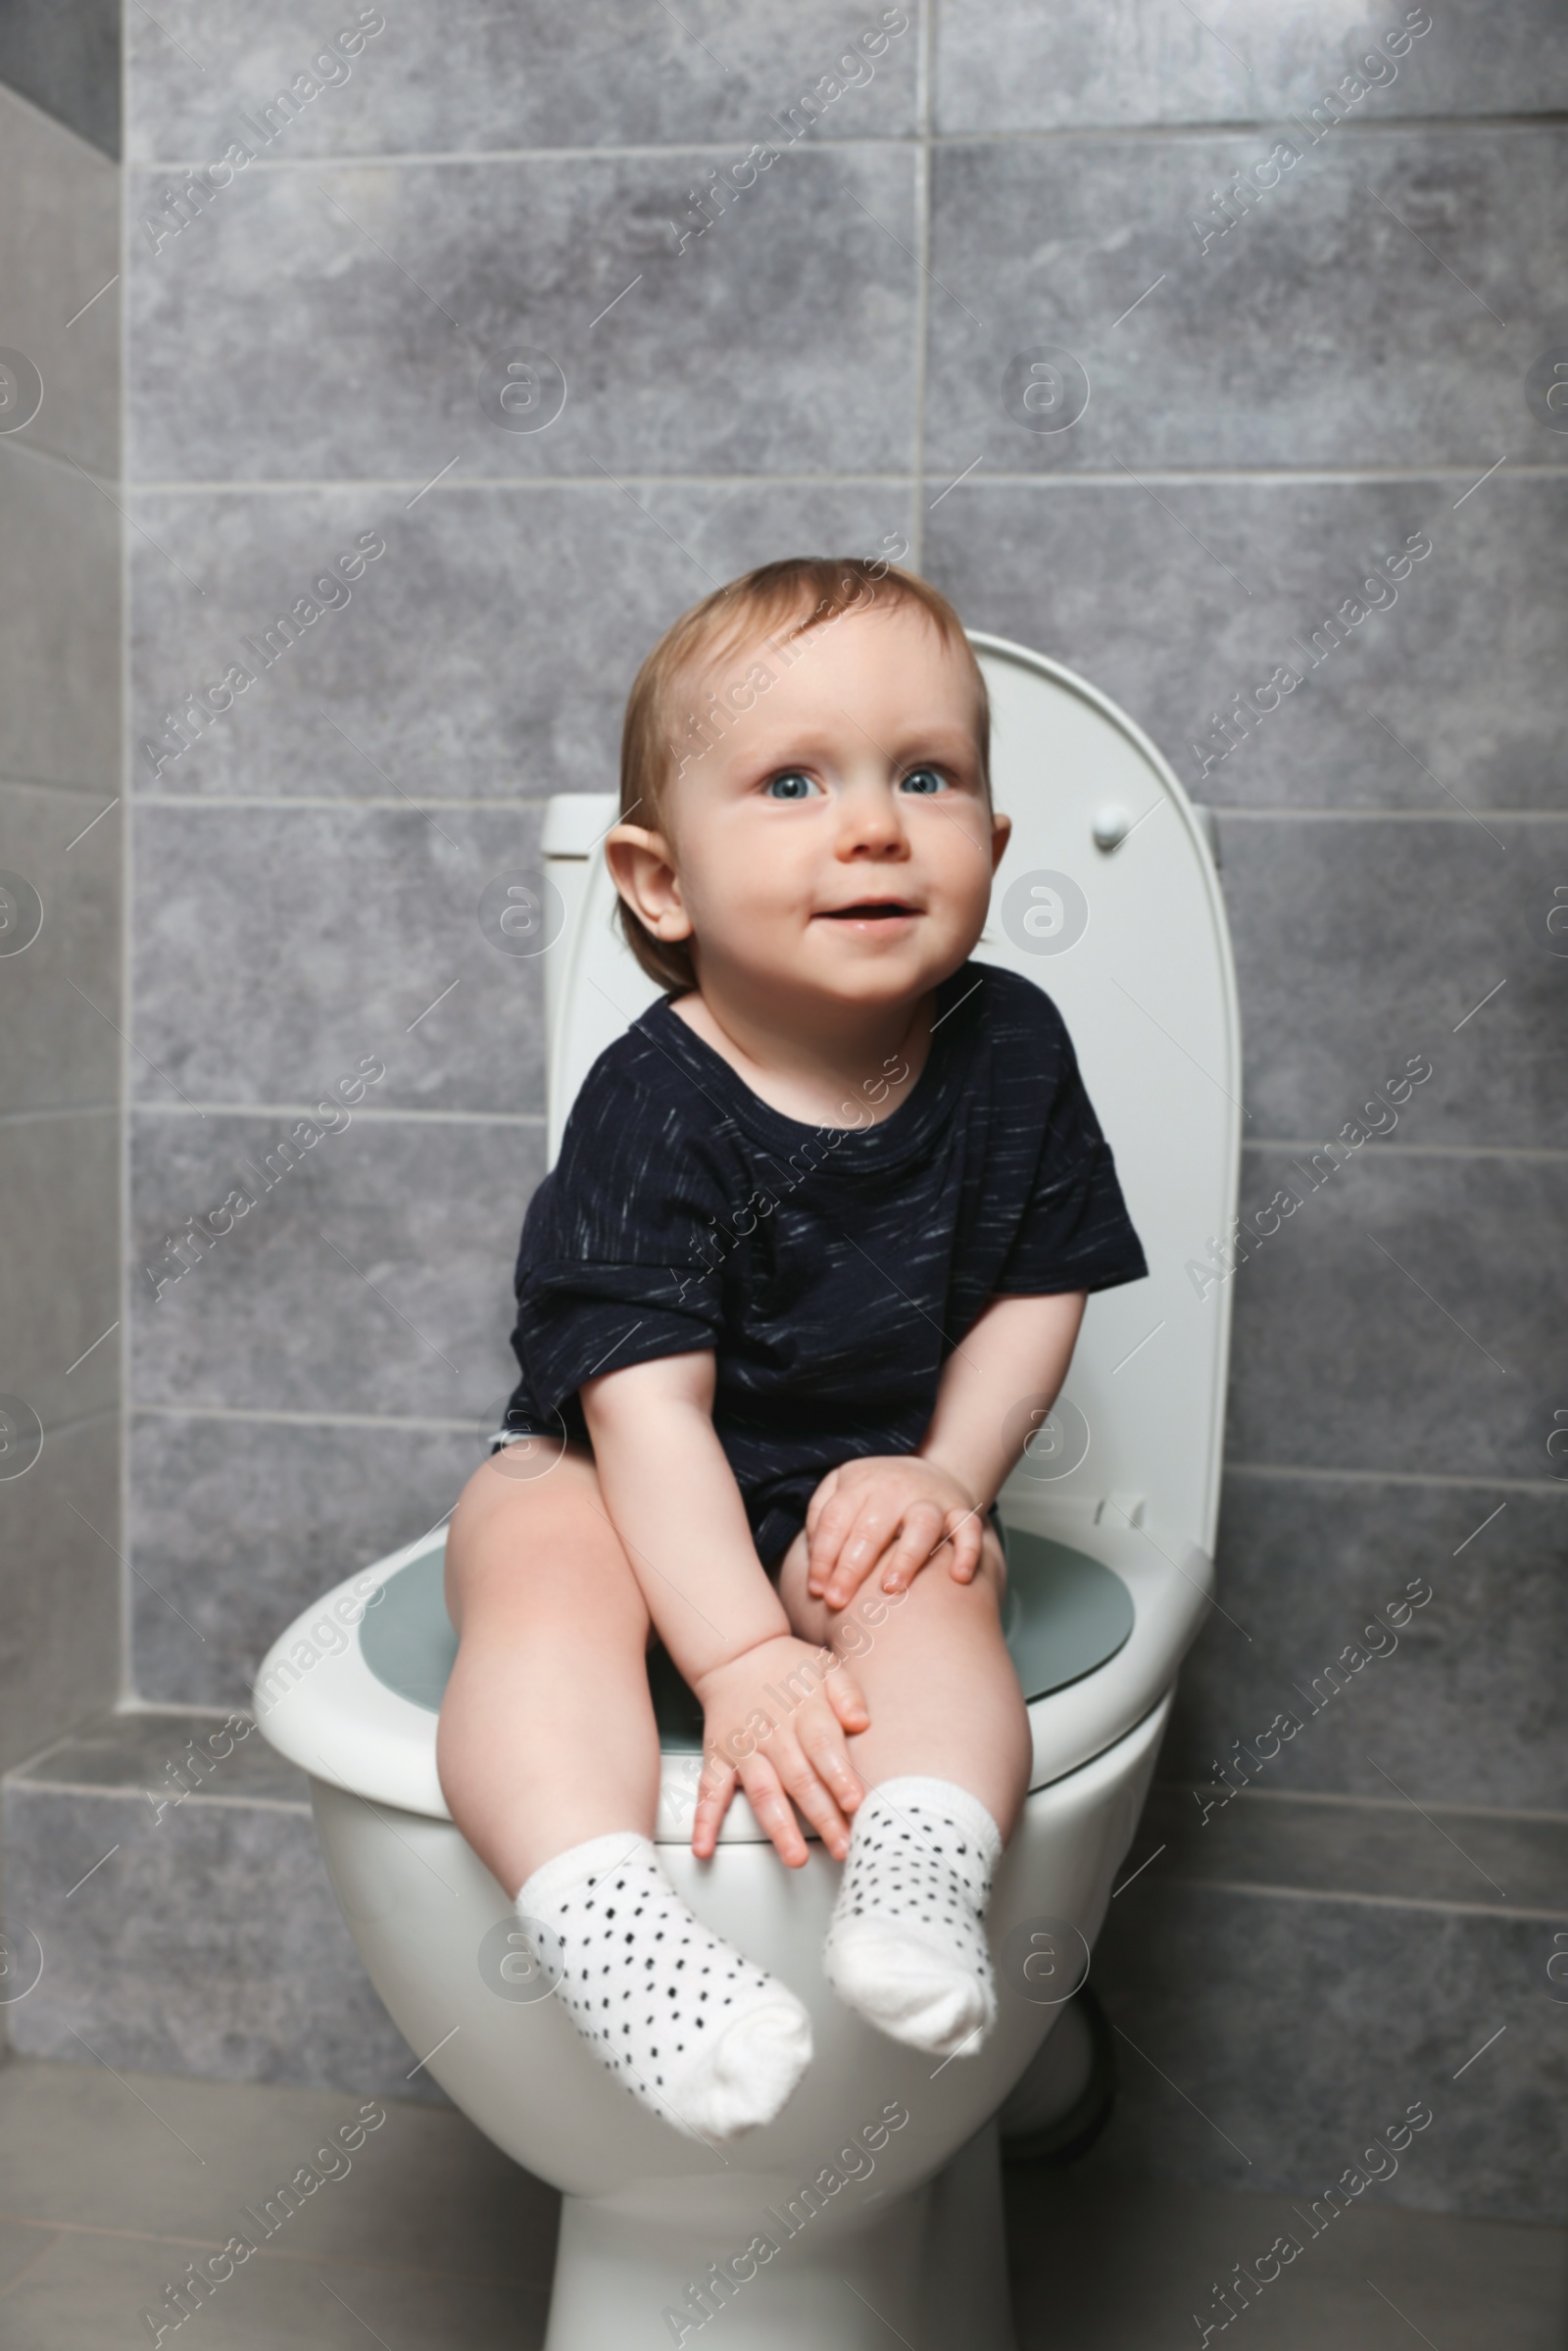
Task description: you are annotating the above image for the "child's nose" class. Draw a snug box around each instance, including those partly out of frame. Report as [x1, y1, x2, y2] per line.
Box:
[836, 782, 908, 856]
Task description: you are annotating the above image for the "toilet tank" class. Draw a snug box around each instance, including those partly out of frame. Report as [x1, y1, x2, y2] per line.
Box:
[538, 634, 1241, 1562]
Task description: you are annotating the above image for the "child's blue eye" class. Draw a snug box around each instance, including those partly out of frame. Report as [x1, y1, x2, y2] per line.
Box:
[900, 767, 949, 795]
[764, 771, 816, 800]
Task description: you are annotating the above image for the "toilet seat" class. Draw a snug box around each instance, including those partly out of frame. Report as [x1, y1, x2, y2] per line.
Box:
[253, 1486, 1211, 1838]
[359, 1521, 1135, 1734]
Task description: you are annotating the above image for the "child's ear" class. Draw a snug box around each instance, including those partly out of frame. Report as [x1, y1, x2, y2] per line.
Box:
[989, 808, 1012, 871]
[604, 824, 694, 942]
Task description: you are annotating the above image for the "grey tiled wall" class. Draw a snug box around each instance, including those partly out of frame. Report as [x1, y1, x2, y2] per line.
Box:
[0, 79, 122, 1770]
[22, 0, 1568, 2222]
[121, 0, 928, 1664]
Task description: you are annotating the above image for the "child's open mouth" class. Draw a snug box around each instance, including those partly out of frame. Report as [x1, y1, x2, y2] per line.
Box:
[819, 902, 919, 922]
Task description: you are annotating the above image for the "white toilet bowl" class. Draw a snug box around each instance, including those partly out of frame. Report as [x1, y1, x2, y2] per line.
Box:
[255, 635, 1243, 2349]
[258, 1494, 1208, 2349]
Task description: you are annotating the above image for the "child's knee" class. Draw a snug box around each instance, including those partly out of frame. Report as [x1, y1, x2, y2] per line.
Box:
[912, 1544, 1008, 1642]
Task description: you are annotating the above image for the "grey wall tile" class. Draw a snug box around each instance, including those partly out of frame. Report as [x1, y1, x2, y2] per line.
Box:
[128, 1415, 478, 1707]
[3, 1781, 441, 2096]
[127, 146, 919, 480]
[1092, 1879, 1568, 2222]
[127, 488, 444, 798]
[1165, 1474, 1568, 1810]
[1223, 815, 1568, 1150]
[936, 2, 1568, 131]
[0, 780, 122, 1110]
[0, 450, 121, 790]
[129, 1111, 541, 1420]
[0, 0, 118, 159]
[131, 803, 546, 1114]
[127, 481, 915, 801]
[127, 0, 919, 160]
[0, 1417, 119, 1777]
[924, 473, 1567, 811]
[924, 130, 1568, 472]
[1223, 1149, 1565, 1482]
[0, 1109, 120, 1427]
[0, 86, 119, 471]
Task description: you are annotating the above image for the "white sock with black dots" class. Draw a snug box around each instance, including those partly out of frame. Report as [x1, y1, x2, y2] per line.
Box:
[515, 1832, 812, 2142]
[823, 1777, 1003, 2057]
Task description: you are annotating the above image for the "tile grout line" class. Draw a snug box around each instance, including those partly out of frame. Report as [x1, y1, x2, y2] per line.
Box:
[122, 113, 1568, 171]
[121, 1100, 1563, 1156]
[1213, 806, 1568, 823]
[1141, 1875, 1567, 1924]
[1241, 1141, 1568, 1161]
[8, 1778, 313, 1815]
[0, 1104, 121, 1125]
[1223, 1460, 1568, 1496]
[125, 136, 934, 171]
[934, 113, 1568, 143]
[907, 0, 934, 571]
[118, 43, 138, 1720]
[0, 2202, 537, 2284]
[110, 1698, 276, 1717]
[13, 1406, 119, 1445]
[121, 795, 1568, 821]
[117, 464, 1568, 492]
[0, 768, 124, 800]
[104, 1404, 1568, 1496]
[129, 1102, 544, 1125]
[130, 1403, 481, 1431]
[129, 793, 561, 809]
[1154, 1784, 1568, 1827]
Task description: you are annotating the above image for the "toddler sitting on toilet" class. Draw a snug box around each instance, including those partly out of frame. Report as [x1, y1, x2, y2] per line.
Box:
[436, 557, 1146, 2141]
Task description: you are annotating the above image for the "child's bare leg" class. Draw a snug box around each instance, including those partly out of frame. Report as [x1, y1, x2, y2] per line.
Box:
[438, 1444, 659, 1895]
[438, 1443, 814, 2139]
[777, 1527, 1030, 2056]
[777, 1525, 1030, 1835]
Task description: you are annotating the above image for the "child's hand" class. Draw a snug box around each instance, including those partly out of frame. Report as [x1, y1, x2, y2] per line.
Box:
[806, 1456, 984, 1609]
[691, 1635, 869, 1866]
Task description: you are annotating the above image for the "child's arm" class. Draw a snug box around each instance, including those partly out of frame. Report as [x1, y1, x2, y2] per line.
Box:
[805, 1290, 1088, 1610]
[580, 1351, 870, 1866]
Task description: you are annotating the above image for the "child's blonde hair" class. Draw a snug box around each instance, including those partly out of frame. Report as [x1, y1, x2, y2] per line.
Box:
[615, 556, 991, 993]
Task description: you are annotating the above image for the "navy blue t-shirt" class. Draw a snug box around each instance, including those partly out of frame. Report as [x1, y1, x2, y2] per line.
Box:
[503, 961, 1147, 1566]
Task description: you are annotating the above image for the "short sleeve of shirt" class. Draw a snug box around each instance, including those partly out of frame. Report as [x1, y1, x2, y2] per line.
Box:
[990, 998, 1149, 1298]
[507, 1045, 726, 1425]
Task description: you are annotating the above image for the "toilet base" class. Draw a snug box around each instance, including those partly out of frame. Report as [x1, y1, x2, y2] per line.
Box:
[543, 2120, 1015, 2351]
